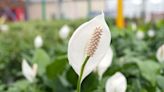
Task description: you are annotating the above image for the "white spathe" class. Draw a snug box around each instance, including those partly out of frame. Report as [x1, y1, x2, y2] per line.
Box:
[147, 29, 155, 38]
[156, 44, 164, 63]
[68, 13, 111, 81]
[97, 47, 113, 79]
[136, 30, 144, 40]
[34, 35, 43, 48]
[22, 59, 38, 82]
[59, 25, 70, 39]
[106, 72, 127, 92]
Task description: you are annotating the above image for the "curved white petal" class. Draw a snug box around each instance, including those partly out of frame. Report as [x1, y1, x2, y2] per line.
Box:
[68, 13, 111, 81]
[22, 59, 37, 82]
[156, 44, 164, 62]
[34, 35, 43, 48]
[97, 47, 113, 79]
[59, 25, 70, 39]
[106, 72, 127, 92]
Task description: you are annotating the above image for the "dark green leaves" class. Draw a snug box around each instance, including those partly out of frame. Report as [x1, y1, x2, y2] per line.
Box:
[46, 55, 68, 80]
[136, 61, 161, 86]
[157, 75, 164, 91]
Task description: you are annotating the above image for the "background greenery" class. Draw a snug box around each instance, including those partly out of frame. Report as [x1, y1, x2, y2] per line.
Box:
[0, 18, 164, 92]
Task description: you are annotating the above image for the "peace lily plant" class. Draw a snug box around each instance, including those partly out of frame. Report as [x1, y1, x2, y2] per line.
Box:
[68, 13, 111, 92]
[22, 59, 38, 83]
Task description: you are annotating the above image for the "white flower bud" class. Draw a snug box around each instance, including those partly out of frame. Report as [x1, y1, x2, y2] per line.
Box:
[106, 72, 127, 92]
[34, 35, 43, 48]
[147, 29, 155, 38]
[59, 25, 70, 40]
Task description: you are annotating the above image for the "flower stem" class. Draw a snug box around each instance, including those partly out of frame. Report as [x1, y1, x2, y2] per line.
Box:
[77, 56, 90, 92]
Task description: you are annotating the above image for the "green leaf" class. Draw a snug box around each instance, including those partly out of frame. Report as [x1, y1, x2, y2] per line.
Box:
[46, 56, 67, 80]
[136, 61, 161, 86]
[81, 73, 99, 92]
[157, 75, 164, 91]
[53, 78, 71, 92]
[32, 49, 50, 75]
[66, 67, 78, 87]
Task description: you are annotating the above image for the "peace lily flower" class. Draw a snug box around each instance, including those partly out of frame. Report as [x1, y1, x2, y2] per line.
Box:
[34, 35, 43, 48]
[136, 30, 144, 40]
[156, 44, 164, 62]
[106, 72, 127, 92]
[147, 29, 155, 38]
[68, 13, 111, 92]
[22, 59, 38, 83]
[59, 25, 70, 40]
[97, 47, 113, 79]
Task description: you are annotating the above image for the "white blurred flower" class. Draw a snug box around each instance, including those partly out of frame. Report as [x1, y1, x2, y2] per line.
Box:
[59, 25, 70, 40]
[97, 47, 113, 79]
[131, 22, 137, 31]
[68, 13, 111, 82]
[22, 59, 38, 83]
[156, 44, 164, 63]
[34, 35, 43, 48]
[0, 24, 9, 32]
[147, 29, 155, 38]
[136, 30, 144, 40]
[106, 72, 127, 92]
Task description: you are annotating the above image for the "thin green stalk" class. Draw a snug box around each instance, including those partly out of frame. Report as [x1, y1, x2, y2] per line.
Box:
[77, 56, 90, 92]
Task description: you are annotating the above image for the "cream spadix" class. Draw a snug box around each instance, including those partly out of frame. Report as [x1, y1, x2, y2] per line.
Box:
[97, 47, 113, 79]
[22, 59, 38, 83]
[106, 72, 127, 92]
[68, 13, 111, 81]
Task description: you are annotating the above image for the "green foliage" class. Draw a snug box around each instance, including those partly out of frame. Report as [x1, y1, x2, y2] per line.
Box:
[32, 49, 51, 75]
[0, 19, 163, 92]
[46, 55, 67, 80]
